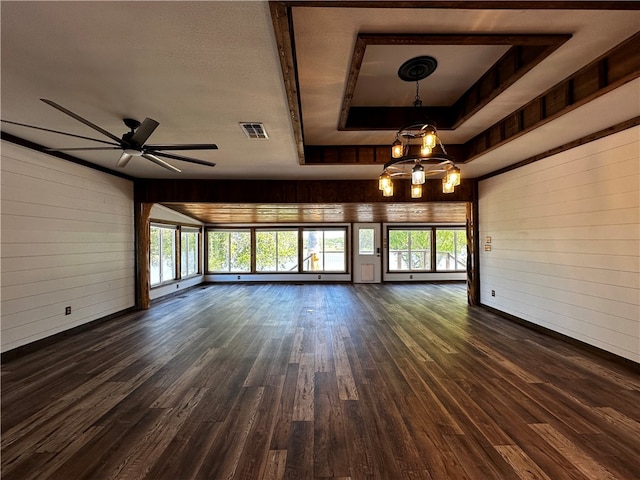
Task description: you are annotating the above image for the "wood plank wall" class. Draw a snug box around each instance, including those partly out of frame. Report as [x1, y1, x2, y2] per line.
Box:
[478, 126, 640, 362]
[0, 141, 136, 353]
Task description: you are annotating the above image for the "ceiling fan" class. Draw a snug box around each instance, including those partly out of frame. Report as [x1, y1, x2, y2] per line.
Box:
[1, 99, 218, 172]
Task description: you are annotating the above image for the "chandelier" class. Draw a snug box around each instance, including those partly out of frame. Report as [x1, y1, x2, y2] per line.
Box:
[378, 56, 460, 198]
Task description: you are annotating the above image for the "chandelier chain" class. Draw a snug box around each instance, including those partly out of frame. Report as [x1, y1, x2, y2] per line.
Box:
[413, 81, 422, 108]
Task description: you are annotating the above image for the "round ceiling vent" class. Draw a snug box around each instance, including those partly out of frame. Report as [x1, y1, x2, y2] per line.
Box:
[397, 56, 438, 82]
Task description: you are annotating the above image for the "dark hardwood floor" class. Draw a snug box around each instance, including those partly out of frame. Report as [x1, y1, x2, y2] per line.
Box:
[2, 283, 639, 480]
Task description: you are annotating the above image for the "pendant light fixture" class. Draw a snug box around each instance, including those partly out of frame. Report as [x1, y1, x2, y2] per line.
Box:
[377, 56, 460, 197]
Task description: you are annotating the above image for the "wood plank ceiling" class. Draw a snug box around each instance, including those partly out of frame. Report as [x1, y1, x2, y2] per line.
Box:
[161, 202, 469, 224]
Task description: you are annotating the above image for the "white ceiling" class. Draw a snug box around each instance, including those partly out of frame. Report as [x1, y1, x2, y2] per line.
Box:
[1, 1, 639, 182]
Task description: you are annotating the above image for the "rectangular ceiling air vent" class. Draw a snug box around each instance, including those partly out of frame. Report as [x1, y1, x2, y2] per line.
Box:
[239, 122, 268, 139]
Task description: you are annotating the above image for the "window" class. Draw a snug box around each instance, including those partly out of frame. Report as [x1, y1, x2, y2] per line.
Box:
[302, 229, 346, 272]
[388, 229, 431, 271]
[256, 230, 299, 272]
[358, 228, 375, 255]
[181, 228, 200, 277]
[436, 229, 467, 271]
[207, 230, 251, 272]
[206, 227, 348, 275]
[150, 224, 177, 285]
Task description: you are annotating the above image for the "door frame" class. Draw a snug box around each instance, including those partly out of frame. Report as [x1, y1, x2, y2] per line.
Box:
[352, 223, 382, 283]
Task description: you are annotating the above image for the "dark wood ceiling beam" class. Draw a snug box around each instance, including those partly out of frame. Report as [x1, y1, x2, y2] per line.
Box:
[465, 32, 640, 162]
[135, 178, 473, 205]
[452, 41, 570, 127]
[343, 106, 456, 131]
[275, 2, 640, 9]
[269, 2, 306, 164]
[340, 35, 571, 131]
[304, 144, 470, 165]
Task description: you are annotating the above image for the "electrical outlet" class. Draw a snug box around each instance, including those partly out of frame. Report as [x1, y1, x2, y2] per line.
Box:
[65, 306, 71, 315]
[491, 290, 496, 297]
[176, 284, 180, 289]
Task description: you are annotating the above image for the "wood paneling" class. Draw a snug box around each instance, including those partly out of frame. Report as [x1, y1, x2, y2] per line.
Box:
[478, 127, 640, 362]
[134, 178, 473, 224]
[159, 201, 469, 224]
[2, 283, 638, 479]
[136, 179, 473, 204]
[0, 141, 135, 353]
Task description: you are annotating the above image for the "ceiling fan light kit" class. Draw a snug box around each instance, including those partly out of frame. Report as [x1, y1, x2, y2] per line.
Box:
[378, 56, 461, 198]
[1, 99, 219, 173]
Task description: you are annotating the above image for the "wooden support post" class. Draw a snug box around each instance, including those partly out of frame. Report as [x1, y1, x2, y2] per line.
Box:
[136, 202, 153, 310]
[466, 193, 480, 306]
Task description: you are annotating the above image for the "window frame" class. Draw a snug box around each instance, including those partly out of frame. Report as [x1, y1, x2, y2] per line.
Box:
[206, 228, 252, 273]
[255, 228, 300, 272]
[150, 223, 178, 286]
[387, 227, 432, 273]
[150, 222, 202, 289]
[435, 227, 467, 272]
[205, 226, 349, 275]
[386, 225, 467, 273]
[180, 226, 201, 278]
[301, 228, 348, 273]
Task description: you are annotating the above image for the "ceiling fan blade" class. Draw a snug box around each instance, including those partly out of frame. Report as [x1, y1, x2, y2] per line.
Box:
[144, 143, 218, 151]
[142, 153, 181, 173]
[129, 118, 159, 146]
[44, 146, 121, 152]
[1, 119, 120, 146]
[151, 151, 216, 167]
[117, 152, 133, 168]
[41, 99, 123, 144]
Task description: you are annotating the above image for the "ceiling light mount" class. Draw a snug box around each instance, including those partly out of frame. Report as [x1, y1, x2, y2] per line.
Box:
[397, 55, 438, 82]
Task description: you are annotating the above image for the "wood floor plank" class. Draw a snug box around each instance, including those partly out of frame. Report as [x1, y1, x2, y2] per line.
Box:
[235, 381, 285, 480]
[529, 423, 623, 480]
[2, 283, 638, 480]
[262, 449, 287, 480]
[331, 328, 359, 401]
[313, 371, 350, 478]
[269, 363, 299, 450]
[195, 386, 265, 479]
[494, 444, 553, 480]
[284, 421, 314, 480]
[292, 353, 315, 422]
[108, 387, 206, 480]
[143, 420, 223, 480]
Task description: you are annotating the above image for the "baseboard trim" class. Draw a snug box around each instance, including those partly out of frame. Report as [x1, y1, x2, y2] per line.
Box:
[481, 304, 639, 373]
[1, 307, 137, 364]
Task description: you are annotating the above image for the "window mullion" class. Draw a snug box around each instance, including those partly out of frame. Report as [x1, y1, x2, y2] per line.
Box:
[176, 227, 182, 280]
